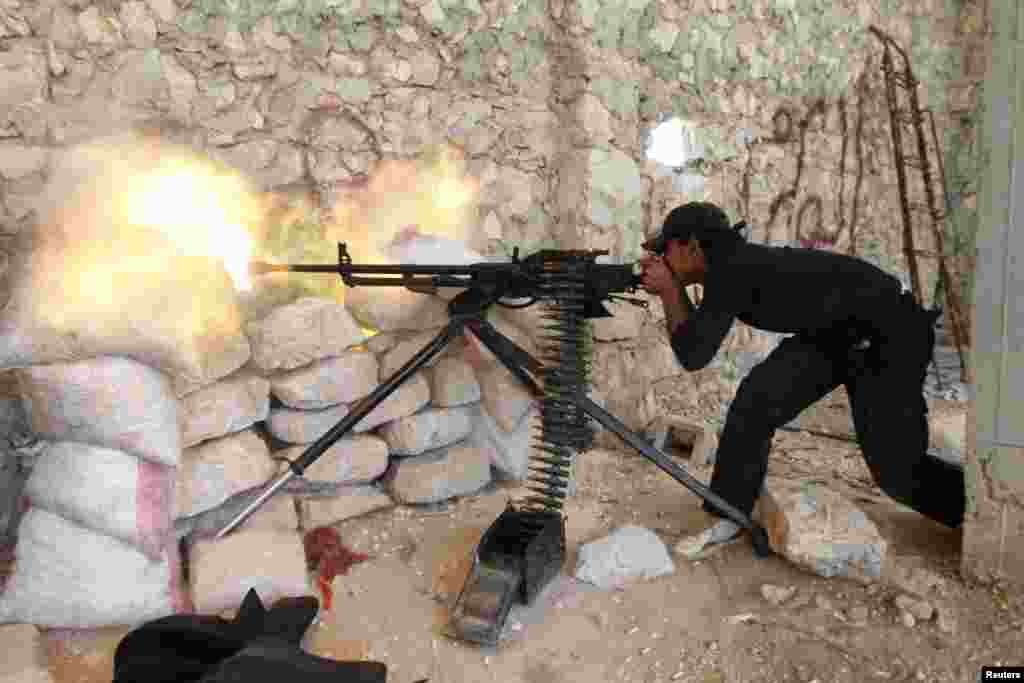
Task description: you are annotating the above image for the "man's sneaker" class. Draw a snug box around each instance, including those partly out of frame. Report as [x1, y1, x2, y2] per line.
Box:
[673, 517, 743, 560]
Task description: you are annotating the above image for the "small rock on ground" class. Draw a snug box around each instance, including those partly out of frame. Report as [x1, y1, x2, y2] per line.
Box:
[753, 477, 886, 584]
[574, 525, 675, 590]
[760, 584, 797, 605]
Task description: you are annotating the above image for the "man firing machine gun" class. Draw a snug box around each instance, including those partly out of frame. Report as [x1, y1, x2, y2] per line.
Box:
[129, 200, 963, 677]
[207, 208, 781, 646]
[638, 201, 965, 558]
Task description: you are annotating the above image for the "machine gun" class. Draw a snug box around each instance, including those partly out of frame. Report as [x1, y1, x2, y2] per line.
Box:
[221, 243, 772, 646]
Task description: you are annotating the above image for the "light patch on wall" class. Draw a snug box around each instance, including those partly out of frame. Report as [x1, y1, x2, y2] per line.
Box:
[645, 117, 704, 169]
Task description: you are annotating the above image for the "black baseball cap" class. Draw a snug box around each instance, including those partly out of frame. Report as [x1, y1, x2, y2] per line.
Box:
[642, 202, 736, 254]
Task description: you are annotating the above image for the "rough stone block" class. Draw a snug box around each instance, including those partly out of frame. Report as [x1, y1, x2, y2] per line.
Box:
[278, 434, 388, 483]
[752, 478, 887, 583]
[345, 287, 449, 332]
[177, 429, 276, 518]
[298, 486, 395, 528]
[269, 351, 378, 410]
[929, 409, 966, 455]
[267, 402, 349, 444]
[189, 530, 311, 615]
[246, 297, 367, 373]
[386, 441, 491, 504]
[365, 331, 399, 354]
[351, 371, 430, 433]
[426, 357, 481, 407]
[378, 328, 444, 379]
[463, 310, 538, 367]
[180, 369, 270, 448]
[0, 624, 54, 683]
[378, 405, 474, 456]
[592, 298, 645, 341]
[237, 493, 298, 533]
[475, 361, 533, 432]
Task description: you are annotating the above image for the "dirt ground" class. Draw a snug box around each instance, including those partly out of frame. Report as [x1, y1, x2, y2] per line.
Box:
[33, 395, 1024, 683]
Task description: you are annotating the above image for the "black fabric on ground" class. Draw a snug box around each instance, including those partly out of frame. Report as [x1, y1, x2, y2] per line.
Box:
[113, 588, 388, 683]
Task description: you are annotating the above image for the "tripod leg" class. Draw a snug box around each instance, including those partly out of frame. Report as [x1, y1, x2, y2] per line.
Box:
[573, 393, 773, 558]
[216, 319, 465, 538]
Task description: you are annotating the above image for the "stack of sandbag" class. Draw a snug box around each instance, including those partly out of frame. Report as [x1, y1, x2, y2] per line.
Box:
[175, 362, 318, 615]
[248, 293, 536, 530]
[0, 135, 320, 623]
[0, 357, 189, 628]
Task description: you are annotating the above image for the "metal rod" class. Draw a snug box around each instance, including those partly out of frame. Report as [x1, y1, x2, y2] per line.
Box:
[216, 319, 465, 538]
[870, 27, 924, 304]
[214, 470, 298, 540]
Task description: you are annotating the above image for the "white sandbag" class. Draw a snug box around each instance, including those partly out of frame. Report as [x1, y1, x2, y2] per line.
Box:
[15, 356, 181, 466]
[0, 241, 251, 394]
[0, 507, 188, 629]
[2, 135, 253, 393]
[189, 530, 311, 615]
[23, 441, 173, 560]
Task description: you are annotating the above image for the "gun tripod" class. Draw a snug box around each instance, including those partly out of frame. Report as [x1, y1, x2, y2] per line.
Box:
[219, 266, 772, 646]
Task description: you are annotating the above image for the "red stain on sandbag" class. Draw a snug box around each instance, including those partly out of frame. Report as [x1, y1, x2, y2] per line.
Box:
[303, 527, 370, 612]
[135, 459, 174, 561]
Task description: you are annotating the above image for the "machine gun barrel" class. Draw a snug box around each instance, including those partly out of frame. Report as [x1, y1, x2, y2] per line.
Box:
[247, 242, 644, 315]
[248, 262, 512, 276]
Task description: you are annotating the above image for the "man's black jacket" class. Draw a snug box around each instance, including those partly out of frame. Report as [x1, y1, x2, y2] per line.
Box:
[671, 240, 907, 371]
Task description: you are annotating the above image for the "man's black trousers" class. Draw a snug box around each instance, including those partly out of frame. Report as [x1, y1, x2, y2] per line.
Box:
[705, 292, 965, 529]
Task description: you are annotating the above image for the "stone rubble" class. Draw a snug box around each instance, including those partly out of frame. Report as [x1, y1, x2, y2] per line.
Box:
[753, 477, 888, 584]
[574, 524, 676, 590]
[760, 583, 797, 606]
[176, 289, 534, 545]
